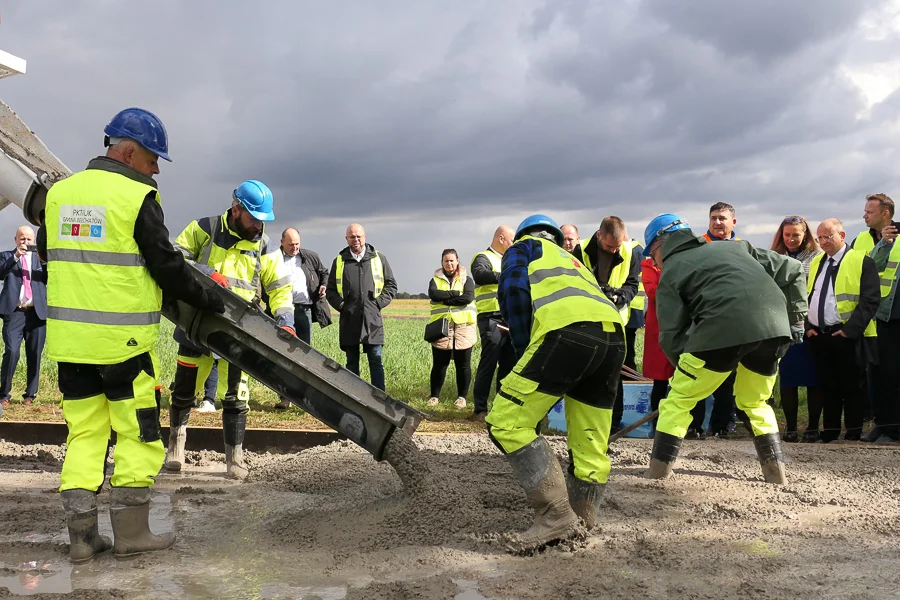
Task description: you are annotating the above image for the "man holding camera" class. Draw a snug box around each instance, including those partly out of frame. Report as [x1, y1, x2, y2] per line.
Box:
[572, 216, 641, 432]
[0, 225, 47, 408]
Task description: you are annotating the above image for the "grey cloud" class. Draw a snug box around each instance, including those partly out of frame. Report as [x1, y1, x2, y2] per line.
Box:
[0, 0, 895, 288]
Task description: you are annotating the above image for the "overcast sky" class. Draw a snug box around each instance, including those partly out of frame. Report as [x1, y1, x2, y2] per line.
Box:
[1, 0, 899, 291]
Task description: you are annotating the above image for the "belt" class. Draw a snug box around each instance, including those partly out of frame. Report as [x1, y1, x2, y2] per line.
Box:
[814, 323, 842, 335]
[294, 303, 313, 309]
[15, 306, 34, 312]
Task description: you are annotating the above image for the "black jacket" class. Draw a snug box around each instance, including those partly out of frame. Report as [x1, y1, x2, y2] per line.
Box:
[573, 234, 641, 308]
[297, 248, 332, 328]
[805, 248, 880, 340]
[37, 157, 221, 314]
[326, 244, 398, 346]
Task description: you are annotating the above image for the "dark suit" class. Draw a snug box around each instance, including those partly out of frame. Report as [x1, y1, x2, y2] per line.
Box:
[0, 250, 47, 400]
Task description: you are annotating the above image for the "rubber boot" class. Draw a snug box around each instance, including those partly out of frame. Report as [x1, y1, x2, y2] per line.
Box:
[647, 431, 682, 479]
[61, 489, 112, 563]
[164, 405, 191, 472]
[505, 437, 579, 552]
[109, 487, 176, 558]
[566, 473, 606, 530]
[223, 412, 249, 480]
[753, 433, 787, 484]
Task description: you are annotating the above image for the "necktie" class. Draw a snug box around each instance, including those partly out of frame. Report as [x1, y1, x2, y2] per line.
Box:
[816, 258, 835, 328]
[21, 255, 31, 302]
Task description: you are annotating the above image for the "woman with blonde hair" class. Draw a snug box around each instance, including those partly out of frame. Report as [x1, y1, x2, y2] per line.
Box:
[426, 249, 477, 408]
[770, 216, 824, 442]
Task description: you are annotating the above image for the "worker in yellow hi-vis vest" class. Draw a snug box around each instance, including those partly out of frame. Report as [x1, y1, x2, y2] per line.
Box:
[486, 214, 625, 553]
[37, 108, 225, 562]
[166, 180, 296, 480]
[571, 216, 641, 433]
[470, 225, 516, 421]
[325, 223, 398, 391]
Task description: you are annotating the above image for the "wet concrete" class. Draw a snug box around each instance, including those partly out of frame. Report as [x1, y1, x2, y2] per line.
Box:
[2, 436, 900, 599]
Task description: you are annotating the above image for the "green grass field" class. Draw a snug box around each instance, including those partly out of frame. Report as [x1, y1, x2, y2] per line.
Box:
[0, 298, 804, 433]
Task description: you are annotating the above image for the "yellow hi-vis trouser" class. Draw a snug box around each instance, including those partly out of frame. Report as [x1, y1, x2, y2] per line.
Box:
[657, 342, 785, 439]
[172, 348, 249, 410]
[59, 351, 164, 492]
[486, 321, 625, 484]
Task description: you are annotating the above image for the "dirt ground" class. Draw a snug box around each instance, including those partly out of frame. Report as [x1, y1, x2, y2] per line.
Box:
[1, 433, 899, 599]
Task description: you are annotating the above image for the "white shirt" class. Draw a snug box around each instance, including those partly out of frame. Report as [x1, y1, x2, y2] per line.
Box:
[350, 249, 365, 262]
[17, 252, 33, 309]
[283, 253, 311, 305]
[808, 245, 848, 328]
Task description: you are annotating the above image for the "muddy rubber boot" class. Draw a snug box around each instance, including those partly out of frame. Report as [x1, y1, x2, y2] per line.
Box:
[61, 489, 112, 563]
[505, 437, 579, 552]
[566, 473, 606, 530]
[753, 432, 787, 484]
[647, 431, 682, 479]
[223, 412, 249, 480]
[109, 487, 176, 558]
[164, 406, 191, 473]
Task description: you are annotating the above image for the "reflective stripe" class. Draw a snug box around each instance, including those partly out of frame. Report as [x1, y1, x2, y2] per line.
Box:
[839, 311, 853, 321]
[887, 261, 900, 269]
[226, 277, 256, 291]
[430, 307, 448, 315]
[835, 293, 860, 303]
[529, 265, 584, 285]
[533, 287, 606, 311]
[475, 292, 497, 301]
[265, 275, 292, 293]
[881, 278, 894, 287]
[47, 248, 144, 267]
[636, 291, 647, 297]
[48, 307, 160, 326]
[198, 217, 216, 266]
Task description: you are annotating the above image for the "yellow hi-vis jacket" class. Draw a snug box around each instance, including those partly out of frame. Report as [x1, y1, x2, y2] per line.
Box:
[578, 237, 636, 324]
[526, 235, 622, 341]
[44, 169, 162, 364]
[471, 248, 502, 315]
[430, 270, 477, 325]
[807, 249, 877, 337]
[174, 211, 294, 323]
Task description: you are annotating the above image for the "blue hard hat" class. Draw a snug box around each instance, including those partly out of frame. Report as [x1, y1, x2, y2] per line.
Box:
[515, 214, 564, 246]
[104, 108, 171, 162]
[233, 180, 275, 222]
[643, 213, 690, 256]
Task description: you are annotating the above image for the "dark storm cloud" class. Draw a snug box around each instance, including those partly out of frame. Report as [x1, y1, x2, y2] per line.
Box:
[0, 0, 895, 287]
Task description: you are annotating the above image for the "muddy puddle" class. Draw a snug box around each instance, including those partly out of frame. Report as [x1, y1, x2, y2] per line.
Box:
[1, 435, 900, 599]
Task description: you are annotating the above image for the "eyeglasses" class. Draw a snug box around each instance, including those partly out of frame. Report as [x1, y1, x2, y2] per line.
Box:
[783, 216, 804, 224]
[345, 235, 364, 240]
[817, 234, 836, 242]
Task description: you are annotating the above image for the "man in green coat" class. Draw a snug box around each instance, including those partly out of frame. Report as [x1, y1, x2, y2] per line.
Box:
[642, 214, 808, 484]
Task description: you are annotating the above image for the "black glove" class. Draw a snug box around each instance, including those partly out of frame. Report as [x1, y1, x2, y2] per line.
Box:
[200, 289, 226, 314]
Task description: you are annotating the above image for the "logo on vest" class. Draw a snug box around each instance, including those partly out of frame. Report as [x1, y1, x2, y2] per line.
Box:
[58, 205, 106, 243]
[126, 338, 138, 347]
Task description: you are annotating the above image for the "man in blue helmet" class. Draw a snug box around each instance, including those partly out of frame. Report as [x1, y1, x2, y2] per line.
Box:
[36, 108, 226, 562]
[642, 214, 807, 485]
[166, 180, 295, 480]
[486, 214, 626, 552]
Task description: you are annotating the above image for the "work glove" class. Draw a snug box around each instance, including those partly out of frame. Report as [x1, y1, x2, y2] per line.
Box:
[281, 326, 297, 338]
[210, 271, 230, 288]
[790, 322, 805, 345]
[199, 290, 226, 314]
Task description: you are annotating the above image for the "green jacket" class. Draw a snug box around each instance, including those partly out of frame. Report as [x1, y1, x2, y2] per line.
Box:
[656, 229, 807, 364]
